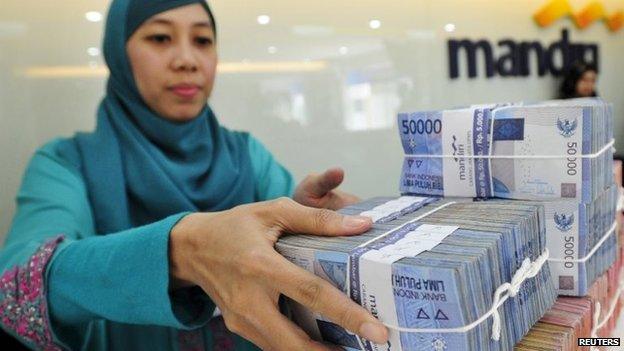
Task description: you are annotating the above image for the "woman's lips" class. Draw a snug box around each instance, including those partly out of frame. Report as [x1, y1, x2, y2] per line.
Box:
[170, 85, 200, 99]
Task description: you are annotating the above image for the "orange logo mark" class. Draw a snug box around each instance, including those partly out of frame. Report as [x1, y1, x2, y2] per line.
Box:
[534, 0, 623, 31]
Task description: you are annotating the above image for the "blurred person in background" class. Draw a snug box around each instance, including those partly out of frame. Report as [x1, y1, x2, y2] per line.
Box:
[558, 61, 598, 99]
[0, 0, 388, 350]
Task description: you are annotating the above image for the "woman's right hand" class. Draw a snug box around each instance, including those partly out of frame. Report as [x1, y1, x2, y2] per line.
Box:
[169, 197, 388, 351]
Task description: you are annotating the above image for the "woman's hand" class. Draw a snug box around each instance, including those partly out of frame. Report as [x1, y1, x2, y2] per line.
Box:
[293, 168, 361, 210]
[169, 198, 388, 350]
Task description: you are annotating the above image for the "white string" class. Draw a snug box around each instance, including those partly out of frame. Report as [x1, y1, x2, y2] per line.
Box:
[548, 222, 617, 264]
[592, 302, 601, 339]
[589, 279, 624, 351]
[617, 190, 624, 212]
[405, 139, 614, 160]
[381, 249, 550, 341]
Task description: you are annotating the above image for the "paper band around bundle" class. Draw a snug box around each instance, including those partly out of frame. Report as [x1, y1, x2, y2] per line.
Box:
[405, 139, 614, 160]
[359, 196, 435, 224]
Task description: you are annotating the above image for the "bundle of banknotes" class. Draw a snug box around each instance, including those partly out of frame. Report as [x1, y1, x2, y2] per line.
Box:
[454, 183, 619, 296]
[399, 98, 614, 203]
[277, 196, 557, 351]
[538, 185, 619, 296]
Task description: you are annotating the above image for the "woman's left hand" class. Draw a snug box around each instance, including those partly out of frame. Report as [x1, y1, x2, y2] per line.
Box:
[293, 168, 360, 210]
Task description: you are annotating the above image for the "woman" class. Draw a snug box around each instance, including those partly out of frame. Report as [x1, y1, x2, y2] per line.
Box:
[0, 0, 388, 350]
[558, 61, 598, 99]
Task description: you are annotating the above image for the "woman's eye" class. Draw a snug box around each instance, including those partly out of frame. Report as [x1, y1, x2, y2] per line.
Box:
[147, 34, 171, 44]
[195, 37, 214, 47]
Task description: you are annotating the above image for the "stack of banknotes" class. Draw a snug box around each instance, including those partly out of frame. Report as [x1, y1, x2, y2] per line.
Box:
[399, 98, 614, 202]
[460, 184, 619, 296]
[275, 99, 619, 350]
[494, 161, 624, 350]
[277, 196, 557, 351]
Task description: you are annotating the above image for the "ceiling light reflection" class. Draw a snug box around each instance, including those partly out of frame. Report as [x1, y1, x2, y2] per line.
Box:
[22, 61, 328, 78]
[369, 19, 381, 29]
[87, 47, 100, 57]
[257, 15, 271, 25]
[85, 11, 103, 22]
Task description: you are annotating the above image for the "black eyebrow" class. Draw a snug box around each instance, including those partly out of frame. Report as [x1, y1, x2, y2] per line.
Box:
[145, 18, 173, 26]
[145, 18, 213, 28]
[192, 21, 212, 28]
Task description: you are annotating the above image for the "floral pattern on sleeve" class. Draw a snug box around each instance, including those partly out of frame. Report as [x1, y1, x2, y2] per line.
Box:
[0, 235, 65, 350]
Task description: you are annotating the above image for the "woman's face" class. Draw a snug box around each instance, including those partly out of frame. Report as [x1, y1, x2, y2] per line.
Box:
[576, 70, 597, 97]
[127, 4, 217, 122]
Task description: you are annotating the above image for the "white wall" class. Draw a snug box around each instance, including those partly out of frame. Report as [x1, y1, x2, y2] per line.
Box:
[1, 0, 623, 243]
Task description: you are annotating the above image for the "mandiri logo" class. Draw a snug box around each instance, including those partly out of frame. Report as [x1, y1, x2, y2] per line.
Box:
[534, 0, 623, 32]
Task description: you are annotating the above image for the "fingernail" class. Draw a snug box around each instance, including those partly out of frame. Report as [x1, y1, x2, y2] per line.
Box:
[359, 322, 388, 344]
[343, 216, 371, 228]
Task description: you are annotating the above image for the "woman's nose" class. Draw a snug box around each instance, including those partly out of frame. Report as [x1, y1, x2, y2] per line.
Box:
[171, 42, 198, 72]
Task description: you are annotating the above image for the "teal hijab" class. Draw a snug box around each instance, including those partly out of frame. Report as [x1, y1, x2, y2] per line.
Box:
[73, 0, 255, 233]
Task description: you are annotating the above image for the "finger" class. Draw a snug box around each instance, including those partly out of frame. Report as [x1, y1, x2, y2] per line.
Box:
[269, 256, 388, 344]
[325, 190, 362, 211]
[272, 199, 372, 237]
[306, 168, 344, 198]
[250, 300, 338, 351]
[224, 317, 274, 351]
